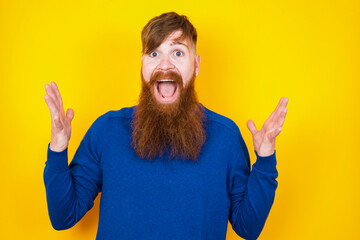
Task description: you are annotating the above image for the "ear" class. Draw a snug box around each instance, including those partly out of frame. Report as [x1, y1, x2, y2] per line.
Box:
[195, 54, 201, 76]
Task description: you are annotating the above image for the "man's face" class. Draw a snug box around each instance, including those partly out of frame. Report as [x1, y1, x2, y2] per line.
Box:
[141, 30, 201, 105]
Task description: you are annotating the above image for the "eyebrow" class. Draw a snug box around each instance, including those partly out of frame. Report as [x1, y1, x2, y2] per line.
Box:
[146, 41, 190, 54]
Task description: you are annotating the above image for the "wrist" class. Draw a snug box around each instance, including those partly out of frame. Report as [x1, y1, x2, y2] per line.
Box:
[257, 149, 275, 157]
[257, 142, 275, 157]
[49, 141, 68, 152]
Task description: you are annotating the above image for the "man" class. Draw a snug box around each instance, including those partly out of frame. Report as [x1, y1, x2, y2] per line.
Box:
[44, 12, 288, 240]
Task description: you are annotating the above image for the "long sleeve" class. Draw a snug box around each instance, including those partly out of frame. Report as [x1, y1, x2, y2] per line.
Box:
[43, 116, 104, 230]
[228, 128, 278, 240]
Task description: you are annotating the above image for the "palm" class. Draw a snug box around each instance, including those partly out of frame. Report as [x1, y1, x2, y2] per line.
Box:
[247, 97, 288, 157]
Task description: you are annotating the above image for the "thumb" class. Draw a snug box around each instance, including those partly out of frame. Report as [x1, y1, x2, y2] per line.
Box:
[247, 120, 258, 135]
[66, 108, 75, 123]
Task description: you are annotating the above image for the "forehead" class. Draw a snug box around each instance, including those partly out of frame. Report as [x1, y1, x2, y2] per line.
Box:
[160, 30, 192, 49]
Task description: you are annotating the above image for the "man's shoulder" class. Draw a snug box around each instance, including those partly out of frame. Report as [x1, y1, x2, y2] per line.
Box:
[99, 106, 135, 120]
[89, 106, 135, 130]
[203, 106, 241, 136]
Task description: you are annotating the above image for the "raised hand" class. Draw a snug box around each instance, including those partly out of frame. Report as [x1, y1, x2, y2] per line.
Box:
[247, 97, 289, 157]
[44, 82, 74, 152]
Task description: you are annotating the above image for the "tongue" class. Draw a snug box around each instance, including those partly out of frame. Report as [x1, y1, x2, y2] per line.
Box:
[158, 82, 176, 97]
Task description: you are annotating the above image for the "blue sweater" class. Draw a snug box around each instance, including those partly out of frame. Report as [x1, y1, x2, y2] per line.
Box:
[44, 106, 278, 240]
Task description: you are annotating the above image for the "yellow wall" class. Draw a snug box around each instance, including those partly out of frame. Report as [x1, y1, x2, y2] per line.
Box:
[1, 0, 359, 239]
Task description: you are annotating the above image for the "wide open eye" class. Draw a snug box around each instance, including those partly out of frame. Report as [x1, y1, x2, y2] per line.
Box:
[150, 51, 158, 57]
[174, 50, 183, 57]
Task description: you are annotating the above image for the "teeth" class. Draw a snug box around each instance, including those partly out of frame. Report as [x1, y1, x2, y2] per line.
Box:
[158, 80, 174, 83]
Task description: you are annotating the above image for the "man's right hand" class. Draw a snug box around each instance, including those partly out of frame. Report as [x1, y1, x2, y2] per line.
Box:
[44, 82, 74, 152]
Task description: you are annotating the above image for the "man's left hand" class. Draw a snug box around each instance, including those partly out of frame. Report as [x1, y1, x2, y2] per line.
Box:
[247, 97, 289, 157]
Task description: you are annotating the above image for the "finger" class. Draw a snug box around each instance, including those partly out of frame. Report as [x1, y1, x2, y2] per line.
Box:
[268, 97, 284, 120]
[50, 82, 66, 118]
[271, 97, 289, 121]
[276, 108, 288, 127]
[53, 114, 64, 131]
[45, 84, 60, 110]
[51, 82, 63, 107]
[47, 82, 67, 122]
[247, 120, 258, 135]
[268, 127, 282, 139]
[66, 108, 74, 124]
[44, 94, 59, 118]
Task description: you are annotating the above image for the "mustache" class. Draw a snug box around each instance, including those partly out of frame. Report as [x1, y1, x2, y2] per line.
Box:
[149, 71, 183, 87]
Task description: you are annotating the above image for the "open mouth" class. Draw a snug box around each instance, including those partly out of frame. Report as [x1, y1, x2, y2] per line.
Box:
[154, 79, 179, 104]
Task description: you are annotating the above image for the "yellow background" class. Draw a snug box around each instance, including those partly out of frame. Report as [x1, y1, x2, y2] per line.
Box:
[1, 0, 359, 239]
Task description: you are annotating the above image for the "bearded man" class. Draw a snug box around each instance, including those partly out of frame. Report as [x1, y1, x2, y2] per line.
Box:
[44, 12, 288, 240]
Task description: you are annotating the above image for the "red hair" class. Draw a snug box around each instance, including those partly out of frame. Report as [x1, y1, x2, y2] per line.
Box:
[141, 12, 197, 54]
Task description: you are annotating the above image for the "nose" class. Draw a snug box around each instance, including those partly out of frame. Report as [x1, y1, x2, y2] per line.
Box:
[156, 54, 175, 71]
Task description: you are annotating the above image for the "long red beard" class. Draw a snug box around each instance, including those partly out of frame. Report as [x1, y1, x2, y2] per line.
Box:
[131, 70, 206, 161]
